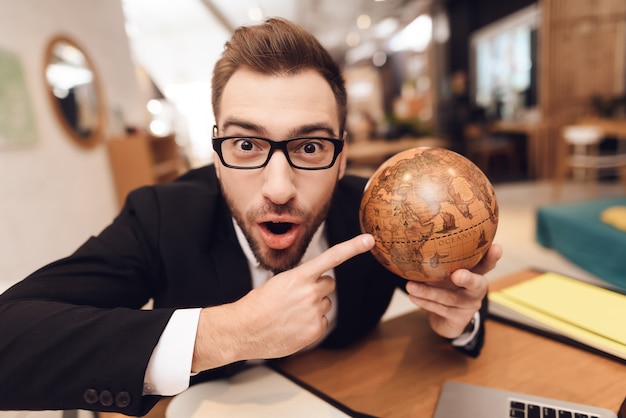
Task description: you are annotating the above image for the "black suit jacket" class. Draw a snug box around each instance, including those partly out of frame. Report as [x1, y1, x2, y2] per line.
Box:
[0, 165, 486, 415]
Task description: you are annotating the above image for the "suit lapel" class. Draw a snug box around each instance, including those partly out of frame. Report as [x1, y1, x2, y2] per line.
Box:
[208, 197, 253, 304]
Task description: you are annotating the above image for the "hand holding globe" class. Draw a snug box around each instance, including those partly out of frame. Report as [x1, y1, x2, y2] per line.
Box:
[359, 147, 499, 284]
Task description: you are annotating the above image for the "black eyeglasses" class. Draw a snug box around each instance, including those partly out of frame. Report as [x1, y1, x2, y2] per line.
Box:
[212, 135, 345, 170]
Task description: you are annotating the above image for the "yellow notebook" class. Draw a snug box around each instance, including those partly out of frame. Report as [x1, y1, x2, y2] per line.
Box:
[488, 272, 626, 362]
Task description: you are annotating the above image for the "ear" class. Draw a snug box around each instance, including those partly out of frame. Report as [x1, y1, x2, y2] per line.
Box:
[337, 132, 348, 180]
[213, 153, 222, 179]
[212, 124, 222, 179]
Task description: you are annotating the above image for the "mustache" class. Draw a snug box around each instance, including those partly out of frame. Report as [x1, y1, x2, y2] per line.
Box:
[250, 202, 308, 219]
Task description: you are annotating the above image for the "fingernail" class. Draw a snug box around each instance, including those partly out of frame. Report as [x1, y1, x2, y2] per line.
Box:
[407, 281, 421, 294]
[361, 234, 375, 248]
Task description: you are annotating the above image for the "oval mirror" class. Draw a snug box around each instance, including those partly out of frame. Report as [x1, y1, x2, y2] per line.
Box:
[44, 35, 104, 148]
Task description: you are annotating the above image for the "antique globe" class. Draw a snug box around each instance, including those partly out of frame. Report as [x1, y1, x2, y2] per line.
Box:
[359, 147, 498, 283]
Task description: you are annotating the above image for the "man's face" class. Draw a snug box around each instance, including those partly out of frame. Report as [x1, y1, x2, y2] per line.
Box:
[214, 68, 347, 273]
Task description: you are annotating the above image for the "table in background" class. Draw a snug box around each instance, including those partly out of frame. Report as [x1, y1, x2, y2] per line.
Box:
[276, 269, 626, 417]
[345, 137, 449, 177]
[490, 119, 543, 178]
[577, 118, 626, 138]
[490, 118, 626, 180]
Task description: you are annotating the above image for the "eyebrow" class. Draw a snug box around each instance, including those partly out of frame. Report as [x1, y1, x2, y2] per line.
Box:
[291, 124, 337, 138]
[221, 119, 266, 135]
[221, 118, 339, 138]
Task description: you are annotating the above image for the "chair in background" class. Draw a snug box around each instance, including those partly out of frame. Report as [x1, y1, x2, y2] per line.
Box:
[553, 124, 626, 198]
[463, 122, 519, 179]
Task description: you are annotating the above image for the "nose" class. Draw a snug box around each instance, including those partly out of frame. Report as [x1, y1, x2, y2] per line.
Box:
[261, 150, 297, 205]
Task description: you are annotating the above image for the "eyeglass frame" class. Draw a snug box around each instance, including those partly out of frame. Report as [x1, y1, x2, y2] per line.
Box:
[211, 129, 345, 171]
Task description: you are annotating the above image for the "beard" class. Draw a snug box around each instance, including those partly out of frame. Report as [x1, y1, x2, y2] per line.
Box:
[222, 189, 334, 274]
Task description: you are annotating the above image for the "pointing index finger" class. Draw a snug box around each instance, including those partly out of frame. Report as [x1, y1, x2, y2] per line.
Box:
[298, 234, 375, 279]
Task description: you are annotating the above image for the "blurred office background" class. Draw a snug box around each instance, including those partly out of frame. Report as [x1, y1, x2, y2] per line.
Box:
[2, 0, 625, 290]
[0, 5, 625, 411]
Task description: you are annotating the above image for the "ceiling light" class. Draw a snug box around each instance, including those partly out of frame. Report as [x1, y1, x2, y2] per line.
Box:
[347, 80, 373, 99]
[248, 7, 263, 22]
[147, 99, 163, 115]
[374, 17, 398, 38]
[372, 51, 387, 67]
[345, 42, 376, 65]
[346, 32, 361, 47]
[389, 14, 432, 52]
[149, 119, 169, 137]
[357, 14, 371, 29]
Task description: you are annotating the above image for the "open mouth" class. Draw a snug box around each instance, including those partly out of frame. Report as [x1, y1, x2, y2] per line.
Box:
[264, 222, 294, 235]
[258, 220, 300, 250]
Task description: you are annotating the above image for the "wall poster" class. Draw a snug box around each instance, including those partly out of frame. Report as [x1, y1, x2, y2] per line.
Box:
[0, 46, 38, 149]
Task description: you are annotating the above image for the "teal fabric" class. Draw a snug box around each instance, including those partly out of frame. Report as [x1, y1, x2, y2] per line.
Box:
[536, 197, 626, 291]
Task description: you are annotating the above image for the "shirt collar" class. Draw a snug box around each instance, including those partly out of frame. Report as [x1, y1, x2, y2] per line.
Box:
[232, 219, 330, 281]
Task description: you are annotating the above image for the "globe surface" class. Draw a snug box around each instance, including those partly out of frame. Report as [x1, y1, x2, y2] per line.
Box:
[359, 147, 498, 283]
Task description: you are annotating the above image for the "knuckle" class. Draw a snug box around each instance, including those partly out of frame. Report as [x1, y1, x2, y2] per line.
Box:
[304, 319, 325, 341]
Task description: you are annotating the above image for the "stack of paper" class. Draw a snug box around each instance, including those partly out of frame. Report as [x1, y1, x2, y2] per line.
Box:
[488, 272, 626, 362]
[165, 365, 353, 417]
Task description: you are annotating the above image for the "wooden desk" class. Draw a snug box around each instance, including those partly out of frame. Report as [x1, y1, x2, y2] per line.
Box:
[276, 269, 626, 417]
[104, 270, 625, 418]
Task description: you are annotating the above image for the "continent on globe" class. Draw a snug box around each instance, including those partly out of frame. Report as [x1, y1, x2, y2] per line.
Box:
[359, 147, 498, 283]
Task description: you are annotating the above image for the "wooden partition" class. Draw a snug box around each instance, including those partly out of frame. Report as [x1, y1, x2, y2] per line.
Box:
[539, 0, 626, 178]
[107, 134, 186, 208]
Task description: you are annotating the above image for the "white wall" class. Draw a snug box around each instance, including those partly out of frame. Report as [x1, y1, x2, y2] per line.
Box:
[0, 0, 146, 291]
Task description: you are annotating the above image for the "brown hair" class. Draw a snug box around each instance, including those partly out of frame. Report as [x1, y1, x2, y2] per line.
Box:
[211, 18, 347, 134]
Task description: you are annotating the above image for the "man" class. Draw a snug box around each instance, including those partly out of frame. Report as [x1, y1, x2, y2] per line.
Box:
[0, 18, 501, 416]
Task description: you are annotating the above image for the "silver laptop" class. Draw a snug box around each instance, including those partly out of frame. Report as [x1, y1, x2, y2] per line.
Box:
[434, 381, 619, 418]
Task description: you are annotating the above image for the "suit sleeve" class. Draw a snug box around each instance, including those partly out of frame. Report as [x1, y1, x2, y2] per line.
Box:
[0, 187, 176, 415]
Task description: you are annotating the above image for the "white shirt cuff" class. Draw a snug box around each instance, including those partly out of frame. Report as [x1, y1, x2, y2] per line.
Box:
[143, 308, 202, 396]
[451, 311, 481, 347]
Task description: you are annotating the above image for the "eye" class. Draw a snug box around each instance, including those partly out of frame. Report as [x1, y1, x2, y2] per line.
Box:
[303, 142, 320, 154]
[292, 139, 328, 155]
[234, 138, 255, 151]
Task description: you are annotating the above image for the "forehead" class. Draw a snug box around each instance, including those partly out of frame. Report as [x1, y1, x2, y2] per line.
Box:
[218, 67, 339, 136]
